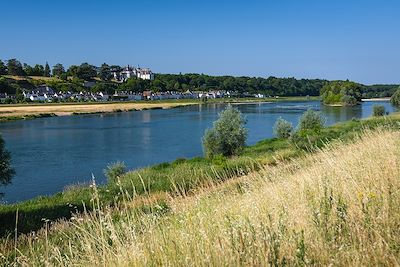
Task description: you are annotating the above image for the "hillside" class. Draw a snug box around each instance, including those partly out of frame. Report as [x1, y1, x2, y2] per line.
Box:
[1, 125, 400, 265]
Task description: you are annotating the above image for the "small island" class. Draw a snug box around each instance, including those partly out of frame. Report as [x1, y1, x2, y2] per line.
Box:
[320, 80, 363, 106]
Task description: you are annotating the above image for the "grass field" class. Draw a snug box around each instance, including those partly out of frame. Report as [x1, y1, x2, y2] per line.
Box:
[1, 125, 399, 265]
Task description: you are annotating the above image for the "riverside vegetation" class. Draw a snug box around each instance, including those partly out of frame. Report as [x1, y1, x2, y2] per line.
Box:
[1, 58, 399, 104]
[1, 106, 400, 265]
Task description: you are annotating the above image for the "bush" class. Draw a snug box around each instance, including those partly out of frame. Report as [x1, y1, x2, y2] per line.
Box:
[290, 129, 321, 151]
[390, 88, 400, 106]
[372, 105, 385, 117]
[103, 161, 127, 182]
[290, 109, 326, 151]
[298, 109, 325, 132]
[202, 106, 247, 158]
[273, 118, 293, 139]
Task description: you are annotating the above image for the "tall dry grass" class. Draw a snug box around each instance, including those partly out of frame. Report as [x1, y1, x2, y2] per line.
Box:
[2, 130, 400, 266]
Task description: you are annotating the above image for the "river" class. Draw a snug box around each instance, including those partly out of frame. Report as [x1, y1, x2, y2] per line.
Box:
[0, 100, 396, 203]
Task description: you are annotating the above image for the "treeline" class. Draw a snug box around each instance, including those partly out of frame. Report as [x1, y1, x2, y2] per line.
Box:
[361, 84, 399, 98]
[0, 58, 398, 98]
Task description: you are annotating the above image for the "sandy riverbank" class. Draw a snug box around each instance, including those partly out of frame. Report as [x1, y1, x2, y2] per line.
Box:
[0, 101, 197, 120]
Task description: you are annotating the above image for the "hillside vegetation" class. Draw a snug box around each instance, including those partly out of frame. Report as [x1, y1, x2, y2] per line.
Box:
[1, 128, 399, 266]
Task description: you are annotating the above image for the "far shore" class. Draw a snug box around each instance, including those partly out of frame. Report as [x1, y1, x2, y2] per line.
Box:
[361, 97, 391, 102]
[0, 101, 197, 121]
[0, 96, 320, 122]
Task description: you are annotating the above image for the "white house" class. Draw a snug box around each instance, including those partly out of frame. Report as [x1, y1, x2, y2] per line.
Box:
[137, 68, 154, 80]
[112, 65, 155, 82]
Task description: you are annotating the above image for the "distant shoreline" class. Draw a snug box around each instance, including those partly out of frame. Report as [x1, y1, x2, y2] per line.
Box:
[361, 97, 391, 102]
[0, 96, 319, 122]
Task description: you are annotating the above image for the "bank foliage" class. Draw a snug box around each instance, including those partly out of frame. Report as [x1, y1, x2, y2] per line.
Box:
[273, 118, 293, 139]
[0, 134, 15, 189]
[390, 87, 400, 107]
[320, 81, 363, 106]
[203, 106, 247, 158]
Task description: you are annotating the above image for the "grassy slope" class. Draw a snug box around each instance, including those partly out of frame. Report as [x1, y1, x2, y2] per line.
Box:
[0, 114, 399, 238]
[1, 126, 399, 265]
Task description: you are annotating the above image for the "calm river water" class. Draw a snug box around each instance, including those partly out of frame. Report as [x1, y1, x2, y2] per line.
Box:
[0, 100, 396, 203]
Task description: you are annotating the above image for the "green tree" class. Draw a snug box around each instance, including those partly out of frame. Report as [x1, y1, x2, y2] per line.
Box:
[0, 60, 7, 75]
[76, 63, 96, 80]
[52, 63, 65, 77]
[0, 134, 15, 188]
[202, 106, 247, 158]
[67, 65, 79, 77]
[372, 105, 385, 117]
[0, 77, 14, 94]
[273, 118, 293, 139]
[390, 87, 400, 106]
[320, 81, 362, 106]
[298, 109, 325, 132]
[44, 62, 51, 77]
[32, 64, 45, 76]
[15, 87, 24, 102]
[98, 63, 112, 81]
[290, 109, 326, 150]
[7, 59, 25, 76]
[23, 63, 34, 76]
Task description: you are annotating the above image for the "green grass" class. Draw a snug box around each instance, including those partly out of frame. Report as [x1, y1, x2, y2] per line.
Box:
[0, 113, 399, 237]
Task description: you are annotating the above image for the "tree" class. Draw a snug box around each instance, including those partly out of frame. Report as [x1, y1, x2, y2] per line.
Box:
[44, 62, 51, 77]
[0, 77, 14, 94]
[372, 105, 385, 117]
[76, 63, 96, 80]
[52, 63, 65, 77]
[67, 65, 79, 77]
[298, 109, 325, 132]
[23, 63, 34, 76]
[320, 81, 362, 106]
[290, 109, 326, 151]
[273, 118, 293, 139]
[15, 87, 24, 102]
[32, 64, 45, 76]
[98, 63, 112, 81]
[202, 106, 247, 158]
[7, 59, 25, 76]
[0, 60, 7, 75]
[390, 87, 400, 107]
[0, 134, 15, 188]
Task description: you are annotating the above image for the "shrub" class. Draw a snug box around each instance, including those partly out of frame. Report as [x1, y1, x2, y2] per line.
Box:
[0, 134, 15, 187]
[103, 161, 127, 182]
[298, 109, 325, 132]
[202, 106, 247, 158]
[273, 118, 293, 139]
[390, 88, 400, 106]
[372, 105, 385, 117]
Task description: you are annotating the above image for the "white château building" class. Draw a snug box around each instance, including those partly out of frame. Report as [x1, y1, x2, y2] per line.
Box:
[112, 65, 154, 82]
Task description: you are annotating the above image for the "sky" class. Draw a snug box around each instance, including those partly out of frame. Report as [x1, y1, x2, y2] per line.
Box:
[1, 0, 399, 84]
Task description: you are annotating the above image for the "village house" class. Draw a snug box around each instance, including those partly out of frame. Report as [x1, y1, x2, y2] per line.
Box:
[22, 85, 55, 102]
[112, 91, 143, 101]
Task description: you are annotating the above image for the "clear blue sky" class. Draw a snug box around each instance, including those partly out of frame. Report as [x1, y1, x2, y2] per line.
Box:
[2, 0, 399, 84]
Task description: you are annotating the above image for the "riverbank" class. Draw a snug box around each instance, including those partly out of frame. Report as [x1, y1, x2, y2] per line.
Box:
[0, 96, 320, 122]
[0, 101, 197, 121]
[0, 112, 399, 238]
[1, 117, 400, 265]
